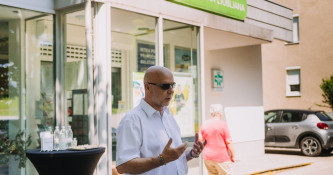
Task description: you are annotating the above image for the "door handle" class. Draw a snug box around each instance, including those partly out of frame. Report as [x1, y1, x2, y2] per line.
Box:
[267, 127, 272, 131]
[292, 125, 298, 129]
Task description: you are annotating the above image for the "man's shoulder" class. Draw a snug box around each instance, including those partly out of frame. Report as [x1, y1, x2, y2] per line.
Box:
[120, 105, 144, 121]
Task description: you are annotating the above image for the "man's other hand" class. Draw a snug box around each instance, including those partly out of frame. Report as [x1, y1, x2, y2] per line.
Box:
[191, 133, 207, 157]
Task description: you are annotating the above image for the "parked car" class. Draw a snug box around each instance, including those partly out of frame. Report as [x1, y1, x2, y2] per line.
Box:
[264, 109, 333, 156]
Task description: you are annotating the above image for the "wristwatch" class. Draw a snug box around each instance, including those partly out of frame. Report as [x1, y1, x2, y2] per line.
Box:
[158, 154, 166, 166]
[189, 149, 199, 159]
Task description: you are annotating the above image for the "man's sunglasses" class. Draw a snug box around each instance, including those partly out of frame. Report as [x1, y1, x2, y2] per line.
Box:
[148, 82, 176, 90]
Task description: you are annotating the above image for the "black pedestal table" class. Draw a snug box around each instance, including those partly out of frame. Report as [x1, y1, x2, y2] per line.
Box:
[26, 147, 105, 175]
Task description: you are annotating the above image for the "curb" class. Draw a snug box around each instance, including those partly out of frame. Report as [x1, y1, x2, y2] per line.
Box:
[246, 162, 313, 175]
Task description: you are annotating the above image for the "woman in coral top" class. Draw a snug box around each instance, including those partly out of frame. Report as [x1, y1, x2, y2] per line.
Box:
[200, 104, 235, 175]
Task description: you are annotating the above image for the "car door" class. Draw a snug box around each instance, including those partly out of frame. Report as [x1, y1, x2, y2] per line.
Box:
[264, 110, 281, 146]
[273, 111, 304, 147]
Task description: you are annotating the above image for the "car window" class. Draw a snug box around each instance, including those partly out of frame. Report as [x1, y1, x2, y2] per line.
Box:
[316, 112, 333, 121]
[281, 112, 303, 122]
[281, 113, 291, 122]
[265, 111, 279, 123]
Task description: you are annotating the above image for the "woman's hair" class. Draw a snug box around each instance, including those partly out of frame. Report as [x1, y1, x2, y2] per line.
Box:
[209, 104, 223, 117]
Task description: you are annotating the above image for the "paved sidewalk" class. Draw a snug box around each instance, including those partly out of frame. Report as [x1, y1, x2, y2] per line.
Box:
[233, 148, 312, 175]
[112, 148, 316, 175]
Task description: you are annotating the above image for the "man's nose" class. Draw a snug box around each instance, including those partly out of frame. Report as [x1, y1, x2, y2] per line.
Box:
[167, 87, 174, 93]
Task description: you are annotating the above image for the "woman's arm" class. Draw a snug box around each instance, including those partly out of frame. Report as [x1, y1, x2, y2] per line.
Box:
[226, 139, 235, 162]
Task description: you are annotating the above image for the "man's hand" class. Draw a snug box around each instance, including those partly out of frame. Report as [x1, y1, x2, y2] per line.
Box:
[191, 133, 207, 157]
[116, 138, 188, 174]
[161, 138, 188, 164]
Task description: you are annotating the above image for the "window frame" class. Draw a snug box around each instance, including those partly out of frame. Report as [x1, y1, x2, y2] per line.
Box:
[292, 15, 300, 43]
[285, 14, 300, 45]
[286, 66, 301, 97]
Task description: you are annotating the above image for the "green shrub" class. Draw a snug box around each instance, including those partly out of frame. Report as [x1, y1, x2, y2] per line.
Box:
[0, 130, 32, 168]
[320, 74, 333, 111]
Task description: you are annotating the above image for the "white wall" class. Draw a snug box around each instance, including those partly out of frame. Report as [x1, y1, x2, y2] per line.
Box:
[225, 106, 265, 160]
[204, 45, 263, 109]
[204, 45, 265, 160]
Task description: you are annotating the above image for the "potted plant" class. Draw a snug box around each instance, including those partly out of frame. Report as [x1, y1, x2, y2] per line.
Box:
[0, 130, 32, 168]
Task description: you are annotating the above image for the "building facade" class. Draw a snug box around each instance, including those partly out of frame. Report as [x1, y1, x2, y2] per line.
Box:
[262, 0, 333, 113]
[0, 0, 292, 174]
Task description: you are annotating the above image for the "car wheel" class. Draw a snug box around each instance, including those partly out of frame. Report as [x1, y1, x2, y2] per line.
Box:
[300, 136, 322, 156]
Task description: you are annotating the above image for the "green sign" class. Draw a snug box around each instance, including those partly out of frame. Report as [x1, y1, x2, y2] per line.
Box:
[213, 70, 223, 88]
[168, 0, 247, 20]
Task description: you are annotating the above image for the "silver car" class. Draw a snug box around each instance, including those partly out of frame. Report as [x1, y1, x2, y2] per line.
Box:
[264, 109, 333, 156]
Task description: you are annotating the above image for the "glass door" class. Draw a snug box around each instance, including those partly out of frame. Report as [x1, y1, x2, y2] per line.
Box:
[25, 14, 55, 175]
[63, 10, 90, 145]
[110, 7, 157, 164]
[163, 19, 200, 174]
[0, 4, 52, 175]
[64, 10, 89, 145]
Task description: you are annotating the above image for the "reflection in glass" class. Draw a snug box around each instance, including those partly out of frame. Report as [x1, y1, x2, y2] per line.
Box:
[26, 14, 54, 175]
[163, 19, 200, 171]
[65, 10, 89, 145]
[111, 7, 157, 161]
[0, 5, 53, 175]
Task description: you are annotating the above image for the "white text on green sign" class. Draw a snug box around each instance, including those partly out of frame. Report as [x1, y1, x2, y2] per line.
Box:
[168, 0, 247, 20]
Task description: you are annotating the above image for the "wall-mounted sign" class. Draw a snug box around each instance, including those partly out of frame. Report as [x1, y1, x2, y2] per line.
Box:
[212, 69, 224, 88]
[137, 42, 156, 72]
[167, 0, 247, 20]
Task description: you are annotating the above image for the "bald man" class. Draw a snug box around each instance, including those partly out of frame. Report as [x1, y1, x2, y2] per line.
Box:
[116, 66, 206, 175]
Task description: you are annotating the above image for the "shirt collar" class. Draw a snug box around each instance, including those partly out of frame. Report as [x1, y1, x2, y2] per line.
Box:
[140, 99, 170, 118]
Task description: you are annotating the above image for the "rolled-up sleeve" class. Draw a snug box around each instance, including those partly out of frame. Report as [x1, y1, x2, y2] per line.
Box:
[116, 114, 142, 166]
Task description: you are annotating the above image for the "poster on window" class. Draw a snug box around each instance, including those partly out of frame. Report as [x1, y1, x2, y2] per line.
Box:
[137, 42, 155, 72]
[170, 72, 194, 137]
[132, 72, 145, 108]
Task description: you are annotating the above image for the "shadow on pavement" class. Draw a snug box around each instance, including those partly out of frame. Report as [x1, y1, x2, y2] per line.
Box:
[265, 147, 333, 157]
[265, 148, 302, 156]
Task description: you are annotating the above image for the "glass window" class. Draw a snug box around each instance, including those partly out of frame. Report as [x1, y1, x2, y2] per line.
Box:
[265, 111, 279, 123]
[316, 112, 333, 121]
[291, 112, 303, 122]
[163, 19, 199, 134]
[163, 19, 200, 171]
[111, 8, 157, 161]
[292, 15, 299, 43]
[281, 113, 291, 122]
[26, 14, 55, 140]
[286, 68, 301, 96]
[26, 14, 54, 175]
[64, 10, 89, 145]
[281, 112, 303, 122]
[0, 4, 51, 175]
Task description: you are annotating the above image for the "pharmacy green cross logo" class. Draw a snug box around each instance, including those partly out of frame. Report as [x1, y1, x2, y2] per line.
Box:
[214, 72, 223, 87]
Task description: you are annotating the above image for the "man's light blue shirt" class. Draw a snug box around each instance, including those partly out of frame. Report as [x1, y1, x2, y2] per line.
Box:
[116, 99, 188, 175]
